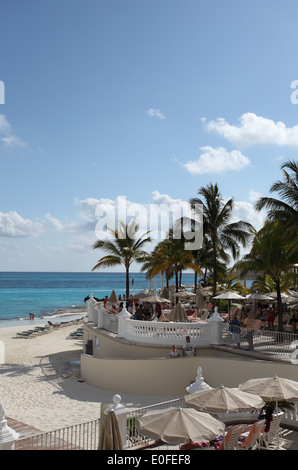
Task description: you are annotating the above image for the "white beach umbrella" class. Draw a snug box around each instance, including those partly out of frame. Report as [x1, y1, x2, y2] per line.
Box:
[246, 292, 274, 312]
[267, 292, 289, 300]
[239, 375, 298, 403]
[213, 291, 244, 300]
[184, 385, 265, 413]
[136, 406, 225, 444]
[174, 291, 194, 298]
[213, 291, 244, 318]
[246, 293, 273, 301]
[129, 290, 150, 299]
[239, 375, 298, 448]
[141, 294, 170, 303]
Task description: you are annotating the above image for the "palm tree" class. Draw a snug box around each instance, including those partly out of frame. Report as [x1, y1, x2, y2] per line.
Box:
[251, 273, 294, 295]
[190, 183, 254, 302]
[218, 269, 249, 295]
[194, 235, 227, 289]
[256, 159, 298, 233]
[235, 221, 298, 331]
[92, 220, 151, 298]
[142, 237, 202, 296]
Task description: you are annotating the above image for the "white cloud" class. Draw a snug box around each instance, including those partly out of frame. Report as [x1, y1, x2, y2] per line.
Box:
[46, 193, 196, 243]
[248, 189, 261, 203]
[0, 211, 44, 237]
[151, 190, 188, 207]
[2, 134, 27, 148]
[44, 197, 112, 234]
[0, 114, 28, 149]
[146, 108, 166, 120]
[202, 112, 298, 147]
[230, 200, 266, 232]
[183, 146, 250, 174]
[0, 115, 11, 133]
[44, 213, 67, 232]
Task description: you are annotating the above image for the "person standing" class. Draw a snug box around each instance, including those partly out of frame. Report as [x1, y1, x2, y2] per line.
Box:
[229, 315, 241, 348]
[242, 313, 254, 350]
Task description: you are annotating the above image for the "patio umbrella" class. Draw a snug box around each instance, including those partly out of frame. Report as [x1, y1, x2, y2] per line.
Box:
[167, 301, 188, 322]
[246, 293, 273, 312]
[142, 294, 170, 303]
[213, 291, 244, 318]
[267, 292, 289, 300]
[174, 291, 194, 298]
[98, 411, 123, 450]
[184, 385, 265, 413]
[136, 406, 225, 445]
[109, 290, 118, 303]
[247, 293, 273, 301]
[239, 375, 298, 449]
[239, 375, 298, 404]
[129, 289, 149, 299]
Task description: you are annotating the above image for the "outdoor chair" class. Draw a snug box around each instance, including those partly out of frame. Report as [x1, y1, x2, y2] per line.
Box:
[260, 412, 292, 450]
[200, 310, 210, 321]
[218, 424, 244, 450]
[238, 419, 265, 450]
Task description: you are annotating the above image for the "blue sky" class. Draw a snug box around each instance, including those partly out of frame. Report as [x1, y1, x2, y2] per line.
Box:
[1, 0, 298, 271]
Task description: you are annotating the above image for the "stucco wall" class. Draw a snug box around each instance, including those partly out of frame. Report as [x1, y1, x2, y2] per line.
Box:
[81, 323, 298, 397]
[81, 352, 298, 397]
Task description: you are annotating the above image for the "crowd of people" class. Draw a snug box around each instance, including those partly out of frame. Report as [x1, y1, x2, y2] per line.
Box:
[100, 291, 298, 355]
[228, 302, 298, 350]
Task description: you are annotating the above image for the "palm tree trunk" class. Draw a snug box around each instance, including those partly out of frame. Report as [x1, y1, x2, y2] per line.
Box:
[203, 267, 207, 286]
[275, 277, 283, 332]
[126, 265, 130, 299]
[175, 269, 179, 303]
[212, 243, 217, 310]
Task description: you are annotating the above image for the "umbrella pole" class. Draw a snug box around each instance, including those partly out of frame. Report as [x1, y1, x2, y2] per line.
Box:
[275, 400, 281, 449]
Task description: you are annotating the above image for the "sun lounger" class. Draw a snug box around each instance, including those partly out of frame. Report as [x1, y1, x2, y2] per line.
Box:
[200, 310, 210, 321]
[238, 419, 265, 450]
[16, 330, 36, 338]
[218, 424, 244, 450]
[260, 412, 292, 450]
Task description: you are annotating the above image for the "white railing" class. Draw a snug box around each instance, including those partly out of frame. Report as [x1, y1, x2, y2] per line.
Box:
[117, 307, 224, 346]
[223, 324, 298, 358]
[123, 319, 205, 345]
[11, 397, 298, 450]
[101, 311, 118, 333]
[15, 417, 103, 450]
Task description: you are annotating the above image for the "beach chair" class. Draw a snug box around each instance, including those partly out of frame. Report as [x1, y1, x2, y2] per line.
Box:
[238, 419, 265, 450]
[218, 424, 244, 450]
[260, 412, 292, 450]
[200, 310, 209, 321]
[253, 319, 263, 330]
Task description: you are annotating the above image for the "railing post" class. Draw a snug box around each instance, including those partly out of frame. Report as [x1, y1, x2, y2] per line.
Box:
[208, 307, 224, 344]
[104, 395, 129, 448]
[117, 304, 132, 338]
[86, 293, 98, 323]
[0, 406, 20, 450]
[96, 304, 106, 329]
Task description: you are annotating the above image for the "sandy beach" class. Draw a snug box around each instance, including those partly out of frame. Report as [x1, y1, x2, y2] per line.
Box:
[0, 319, 174, 433]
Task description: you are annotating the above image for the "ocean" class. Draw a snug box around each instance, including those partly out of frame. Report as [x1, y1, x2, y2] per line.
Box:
[0, 271, 196, 327]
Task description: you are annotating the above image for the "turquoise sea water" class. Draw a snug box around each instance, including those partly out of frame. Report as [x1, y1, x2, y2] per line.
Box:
[0, 271, 196, 326]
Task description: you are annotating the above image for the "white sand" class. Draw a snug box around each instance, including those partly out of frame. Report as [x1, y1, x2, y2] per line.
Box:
[0, 321, 173, 432]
